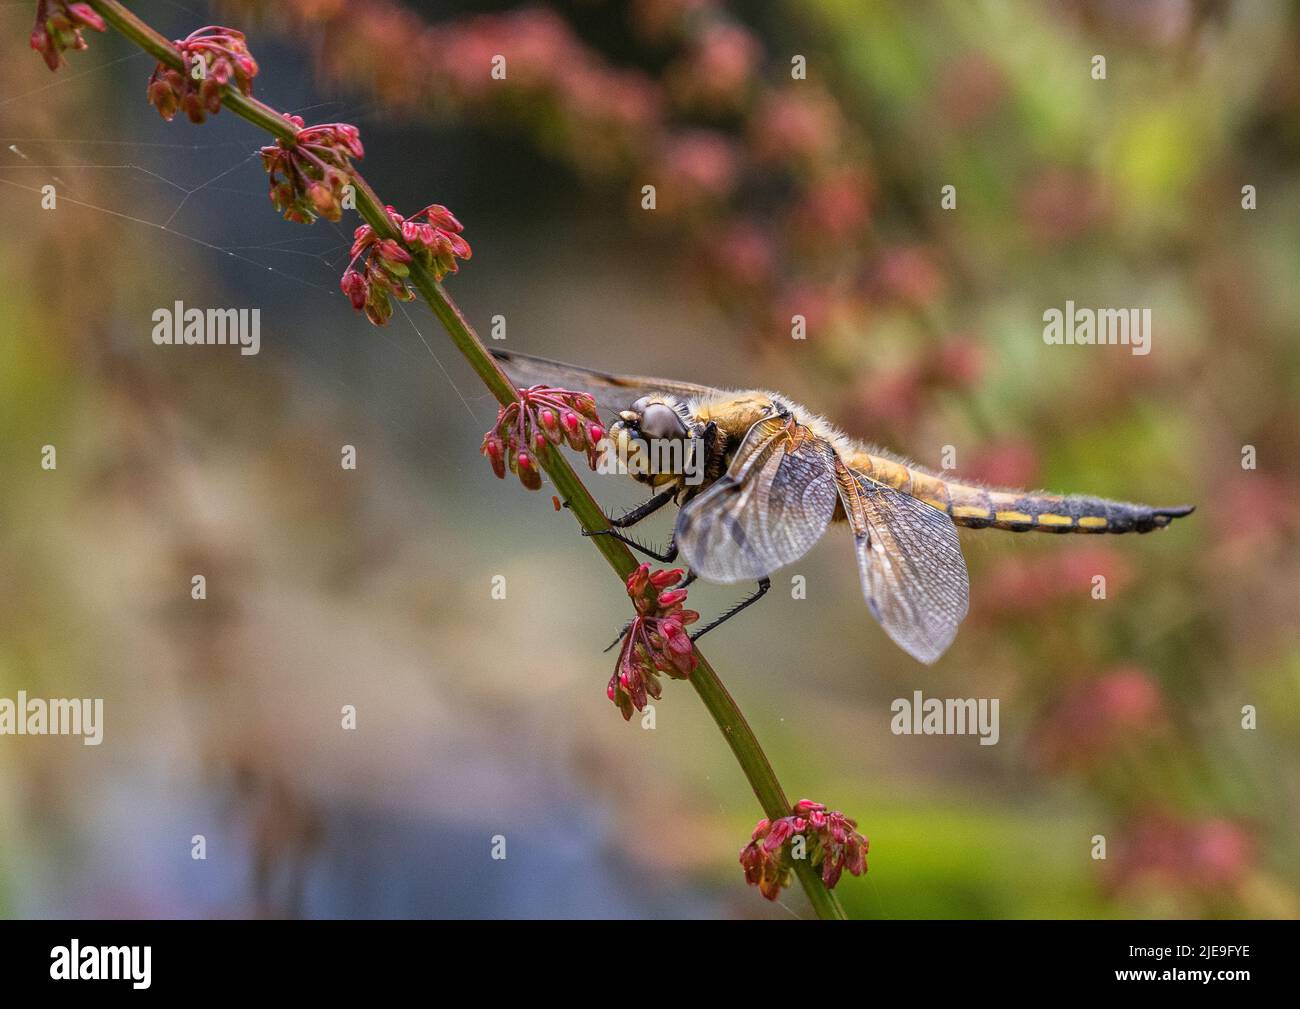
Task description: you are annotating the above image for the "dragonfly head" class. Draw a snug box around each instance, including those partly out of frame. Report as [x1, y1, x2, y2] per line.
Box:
[608, 395, 700, 486]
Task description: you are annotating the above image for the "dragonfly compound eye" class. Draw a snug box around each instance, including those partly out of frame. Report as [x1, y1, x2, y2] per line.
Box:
[638, 402, 686, 441]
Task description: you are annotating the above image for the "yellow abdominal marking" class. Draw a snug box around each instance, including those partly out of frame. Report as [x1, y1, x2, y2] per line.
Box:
[994, 511, 1034, 524]
[1078, 516, 1109, 529]
[952, 505, 992, 520]
[1034, 513, 1075, 527]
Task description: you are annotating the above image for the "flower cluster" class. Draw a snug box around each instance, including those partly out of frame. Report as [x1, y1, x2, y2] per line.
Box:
[30, 1, 104, 71]
[339, 204, 471, 324]
[481, 384, 603, 491]
[608, 565, 699, 720]
[260, 115, 364, 224]
[740, 800, 869, 901]
[147, 27, 259, 123]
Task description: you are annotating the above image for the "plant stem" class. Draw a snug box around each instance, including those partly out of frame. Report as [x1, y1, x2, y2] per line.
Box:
[86, 0, 846, 920]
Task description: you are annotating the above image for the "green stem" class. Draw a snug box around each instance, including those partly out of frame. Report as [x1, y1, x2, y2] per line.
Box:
[86, 0, 846, 920]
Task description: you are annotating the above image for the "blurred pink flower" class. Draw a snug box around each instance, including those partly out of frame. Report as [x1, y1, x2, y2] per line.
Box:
[631, 0, 713, 43]
[791, 166, 874, 249]
[772, 282, 837, 338]
[1109, 813, 1254, 895]
[960, 439, 1039, 489]
[656, 129, 742, 210]
[1033, 666, 1164, 771]
[1020, 167, 1106, 246]
[704, 220, 775, 293]
[751, 88, 840, 166]
[924, 336, 986, 391]
[934, 53, 1006, 129]
[978, 545, 1133, 618]
[1212, 472, 1295, 559]
[668, 21, 762, 110]
[869, 246, 945, 307]
[853, 366, 925, 431]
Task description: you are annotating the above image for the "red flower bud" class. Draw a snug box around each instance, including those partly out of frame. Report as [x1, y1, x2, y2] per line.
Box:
[515, 451, 542, 491]
[649, 568, 684, 588]
[340, 269, 369, 310]
[308, 181, 340, 220]
[67, 3, 104, 31]
[481, 433, 506, 480]
[657, 589, 688, 608]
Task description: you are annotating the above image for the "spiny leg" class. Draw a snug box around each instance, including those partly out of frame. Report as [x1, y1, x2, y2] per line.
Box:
[584, 527, 679, 563]
[560, 485, 674, 526]
[608, 486, 677, 528]
[581, 485, 680, 560]
[603, 620, 634, 653]
[690, 577, 771, 642]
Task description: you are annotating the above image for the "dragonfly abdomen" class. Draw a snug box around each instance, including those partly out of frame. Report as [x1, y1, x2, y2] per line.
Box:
[940, 483, 1193, 533]
[849, 452, 1193, 534]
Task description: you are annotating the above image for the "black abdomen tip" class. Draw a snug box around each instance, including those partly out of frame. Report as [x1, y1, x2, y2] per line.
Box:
[1136, 503, 1196, 532]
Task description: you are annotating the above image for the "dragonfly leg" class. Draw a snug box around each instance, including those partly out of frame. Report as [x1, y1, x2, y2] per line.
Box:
[608, 486, 678, 528]
[689, 577, 771, 642]
[584, 527, 680, 563]
[603, 619, 634, 653]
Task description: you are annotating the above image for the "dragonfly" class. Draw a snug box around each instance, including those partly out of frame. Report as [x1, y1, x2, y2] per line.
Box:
[491, 349, 1194, 664]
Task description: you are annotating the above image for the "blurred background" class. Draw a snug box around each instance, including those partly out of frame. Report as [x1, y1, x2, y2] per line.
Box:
[1, 0, 1297, 919]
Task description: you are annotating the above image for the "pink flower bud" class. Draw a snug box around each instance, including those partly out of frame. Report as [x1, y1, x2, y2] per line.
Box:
[538, 408, 563, 445]
[657, 589, 688, 609]
[148, 79, 179, 121]
[182, 91, 204, 123]
[515, 451, 542, 491]
[424, 205, 463, 232]
[378, 239, 412, 264]
[68, 4, 105, 31]
[649, 568, 684, 588]
[481, 434, 506, 480]
[307, 181, 339, 219]
[446, 233, 472, 260]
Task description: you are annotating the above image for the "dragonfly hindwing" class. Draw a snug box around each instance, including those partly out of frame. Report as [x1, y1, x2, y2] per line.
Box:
[837, 460, 970, 664]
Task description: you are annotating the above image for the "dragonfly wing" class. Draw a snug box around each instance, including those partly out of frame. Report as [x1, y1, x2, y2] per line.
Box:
[838, 461, 970, 664]
[489, 349, 718, 418]
[677, 415, 840, 583]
